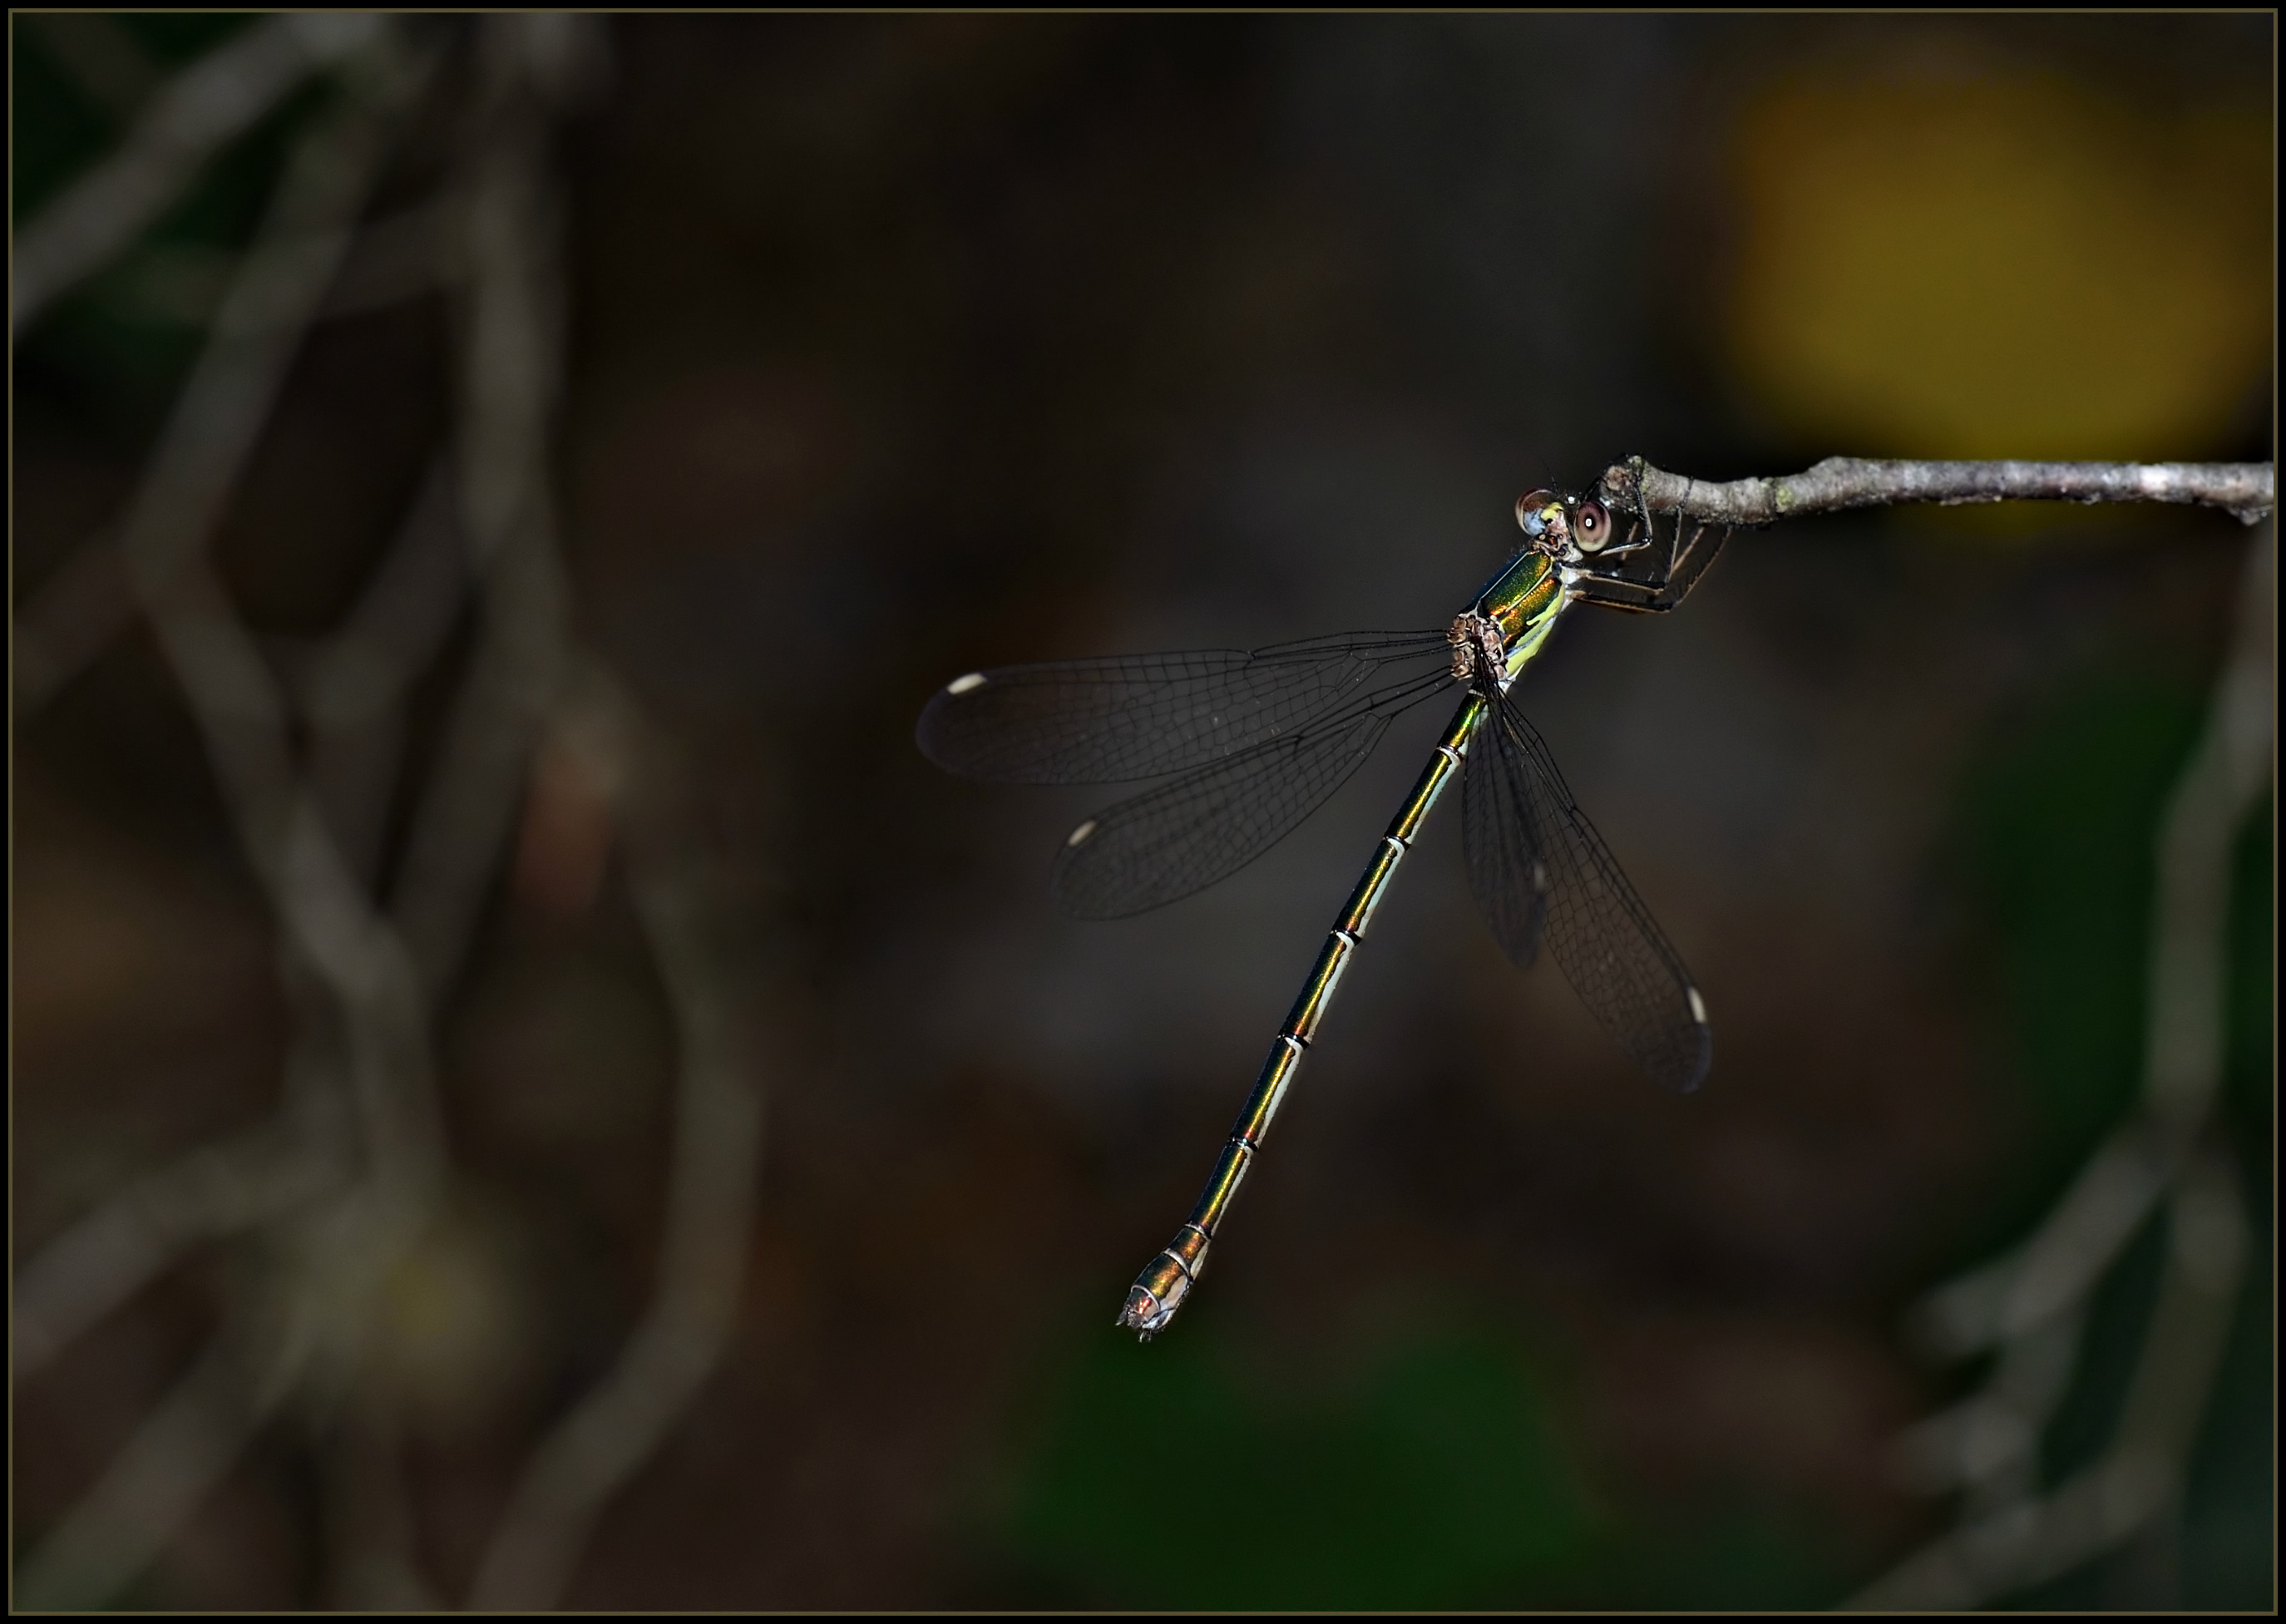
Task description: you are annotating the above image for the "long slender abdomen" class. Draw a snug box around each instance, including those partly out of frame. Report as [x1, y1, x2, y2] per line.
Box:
[1116, 691, 1487, 1338]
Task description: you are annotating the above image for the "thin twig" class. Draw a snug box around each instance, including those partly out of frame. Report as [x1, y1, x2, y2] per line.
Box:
[1597, 456, 2276, 529]
[11, 13, 386, 335]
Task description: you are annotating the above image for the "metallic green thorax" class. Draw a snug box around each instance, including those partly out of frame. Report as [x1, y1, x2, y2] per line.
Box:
[1470, 545, 1568, 681]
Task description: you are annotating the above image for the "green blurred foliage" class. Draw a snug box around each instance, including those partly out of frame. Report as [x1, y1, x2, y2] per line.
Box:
[987, 1318, 1857, 1609]
[1958, 668, 2273, 1610]
[1000, 1327, 1594, 1610]
[1958, 673, 2205, 1231]
[2225, 802, 2275, 1143]
[2179, 1222, 2274, 1610]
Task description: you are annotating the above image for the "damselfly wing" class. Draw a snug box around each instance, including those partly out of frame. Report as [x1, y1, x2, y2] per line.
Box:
[916, 487, 1726, 1335]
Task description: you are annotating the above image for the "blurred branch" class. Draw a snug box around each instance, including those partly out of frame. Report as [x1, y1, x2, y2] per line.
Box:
[11, 220, 461, 723]
[1908, 1123, 2170, 1359]
[442, 27, 761, 1602]
[11, 13, 386, 335]
[328, 1391, 444, 1608]
[301, 457, 470, 885]
[118, 62, 449, 1185]
[11, 1128, 335, 1384]
[12, 459, 463, 1377]
[16, 27, 449, 1608]
[12, 528, 134, 717]
[1858, 1154, 2249, 1608]
[16, 15, 733, 1611]
[1851, 522, 2274, 1609]
[16, 1330, 296, 1610]
[388, 31, 577, 998]
[97, 198, 458, 329]
[21, 12, 165, 121]
[471, 674, 768, 1611]
[1597, 456, 2276, 528]
[323, 196, 460, 314]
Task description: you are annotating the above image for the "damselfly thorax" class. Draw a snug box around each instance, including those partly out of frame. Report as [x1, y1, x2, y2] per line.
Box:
[916, 484, 1730, 1338]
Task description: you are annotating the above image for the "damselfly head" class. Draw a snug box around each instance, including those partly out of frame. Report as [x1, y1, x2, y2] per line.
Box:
[1515, 488, 1613, 562]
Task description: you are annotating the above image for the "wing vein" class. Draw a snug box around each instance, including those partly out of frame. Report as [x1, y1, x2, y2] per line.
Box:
[1463, 684, 1711, 1093]
[917, 629, 1451, 784]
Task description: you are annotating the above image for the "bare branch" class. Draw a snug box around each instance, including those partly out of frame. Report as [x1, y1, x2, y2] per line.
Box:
[2140, 527, 2275, 1125]
[472, 675, 765, 1611]
[115, 69, 404, 619]
[1853, 1155, 2249, 1610]
[322, 197, 459, 316]
[1598, 456, 2276, 529]
[16, 17, 697, 1611]
[12, 244, 462, 727]
[12, 529, 134, 717]
[14, 37, 463, 1608]
[1907, 1124, 2171, 1358]
[326, 1390, 446, 1607]
[2111, 1154, 2249, 1468]
[1889, 1313, 2084, 1505]
[388, 62, 575, 996]
[1854, 522, 2274, 1608]
[114, 67, 450, 1182]
[388, 532, 570, 995]
[11, 1129, 335, 1384]
[301, 458, 469, 884]
[92, 198, 457, 330]
[11, 13, 386, 335]
[16, 1335, 289, 1610]
[416, 27, 763, 1601]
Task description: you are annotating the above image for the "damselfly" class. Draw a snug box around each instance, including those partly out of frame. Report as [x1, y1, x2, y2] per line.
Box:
[918, 486, 1730, 1337]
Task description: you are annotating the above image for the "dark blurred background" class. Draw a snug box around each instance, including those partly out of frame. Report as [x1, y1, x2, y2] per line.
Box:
[12, 13, 2273, 1610]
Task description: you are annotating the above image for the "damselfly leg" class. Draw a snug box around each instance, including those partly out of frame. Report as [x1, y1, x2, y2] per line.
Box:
[1563, 476, 1732, 615]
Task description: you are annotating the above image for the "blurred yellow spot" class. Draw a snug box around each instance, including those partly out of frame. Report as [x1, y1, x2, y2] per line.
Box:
[376, 1208, 531, 1433]
[1726, 55, 2272, 460]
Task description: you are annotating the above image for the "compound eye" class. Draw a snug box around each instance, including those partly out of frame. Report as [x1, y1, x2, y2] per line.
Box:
[1574, 499, 1612, 553]
[1514, 489, 1557, 536]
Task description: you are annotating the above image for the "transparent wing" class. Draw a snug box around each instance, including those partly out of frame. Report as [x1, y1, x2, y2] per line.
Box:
[1052, 667, 1452, 918]
[916, 629, 1452, 785]
[1463, 684, 1711, 1093]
